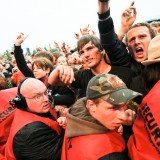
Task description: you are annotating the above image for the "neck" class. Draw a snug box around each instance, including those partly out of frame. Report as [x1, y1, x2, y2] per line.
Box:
[40, 76, 49, 86]
[91, 61, 111, 75]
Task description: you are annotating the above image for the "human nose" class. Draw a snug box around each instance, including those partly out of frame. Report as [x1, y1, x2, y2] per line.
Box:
[33, 68, 37, 72]
[135, 38, 141, 45]
[117, 107, 127, 121]
[82, 50, 89, 57]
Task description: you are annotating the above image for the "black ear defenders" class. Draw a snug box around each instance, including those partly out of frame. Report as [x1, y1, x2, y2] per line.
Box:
[49, 95, 55, 109]
[47, 89, 55, 109]
[9, 77, 29, 109]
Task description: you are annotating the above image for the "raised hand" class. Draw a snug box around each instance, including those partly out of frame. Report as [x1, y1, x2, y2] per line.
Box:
[15, 33, 25, 46]
[66, 45, 71, 53]
[36, 46, 43, 51]
[61, 42, 67, 53]
[57, 116, 67, 129]
[123, 109, 136, 126]
[54, 41, 61, 51]
[80, 24, 91, 36]
[91, 30, 96, 36]
[121, 1, 137, 29]
[117, 1, 137, 40]
[74, 32, 81, 40]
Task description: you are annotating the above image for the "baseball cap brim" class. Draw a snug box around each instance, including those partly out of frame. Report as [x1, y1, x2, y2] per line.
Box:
[100, 88, 142, 105]
[141, 58, 160, 66]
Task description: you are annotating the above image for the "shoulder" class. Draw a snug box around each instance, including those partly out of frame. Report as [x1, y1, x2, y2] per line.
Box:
[13, 121, 63, 160]
[110, 66, 135, 87]
[14, 121, 57, 140]
[13, 121, 60, 148]
[110, 66, 135, 77]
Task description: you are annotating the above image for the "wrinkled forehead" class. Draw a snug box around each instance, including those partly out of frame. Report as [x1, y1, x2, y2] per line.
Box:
[20, 79, 46, 97]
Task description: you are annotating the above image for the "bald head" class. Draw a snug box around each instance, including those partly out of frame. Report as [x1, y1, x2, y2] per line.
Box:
[19, 78, 47, 98]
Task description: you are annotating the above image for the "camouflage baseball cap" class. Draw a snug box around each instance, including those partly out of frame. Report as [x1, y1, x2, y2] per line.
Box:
[86, 73, 142, 105]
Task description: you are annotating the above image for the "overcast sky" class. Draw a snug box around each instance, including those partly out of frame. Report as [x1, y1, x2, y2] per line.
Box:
[0, 0, 159, 53]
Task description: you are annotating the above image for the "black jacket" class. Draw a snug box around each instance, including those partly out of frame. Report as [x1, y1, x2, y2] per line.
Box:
[13, 112, 63, 160]
[98, 9, 144, 76]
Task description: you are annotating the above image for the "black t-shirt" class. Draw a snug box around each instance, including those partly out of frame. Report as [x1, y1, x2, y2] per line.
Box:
[71, 66, 135, 98]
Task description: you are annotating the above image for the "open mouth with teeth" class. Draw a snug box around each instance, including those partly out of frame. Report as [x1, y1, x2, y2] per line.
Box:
[136, 47, 143, 53]
[135, 48, 144, 58]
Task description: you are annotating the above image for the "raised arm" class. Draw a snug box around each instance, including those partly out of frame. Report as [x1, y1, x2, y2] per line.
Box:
[98, 0, 131, 67]
[14, 33, 34, 77]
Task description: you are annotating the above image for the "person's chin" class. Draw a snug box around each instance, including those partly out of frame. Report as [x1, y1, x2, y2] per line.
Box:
[42, 108, 50, 113]
[136, 57, 146, 63]
[34, 75, 40, 79]
[87, 62, 94, 68]
[43, 105, 50, 112]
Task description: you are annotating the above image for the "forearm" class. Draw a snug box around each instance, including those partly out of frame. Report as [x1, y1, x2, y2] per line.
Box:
[48, 68, 64, 86]
[53, 86, 76, 106]
[54, 95, 75, 106]
[116, 27, 129, 41]
[98, 5, 113, 34]
[116, 18, 135, 41]
[14, 45, 34, 77]
[98, 0, 110, 14]
[48, 66, 75, 86]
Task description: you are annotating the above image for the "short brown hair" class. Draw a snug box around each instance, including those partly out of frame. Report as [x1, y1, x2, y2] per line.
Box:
[77, 34, 103, 53]
[33, 51, 53, 62]
[32, 57, 54, 74]
[150, 21, 160, 28]
[126, 22, 156, 44]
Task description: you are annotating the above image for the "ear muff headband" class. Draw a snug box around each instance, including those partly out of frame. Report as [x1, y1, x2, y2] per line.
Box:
[11, 77, 29, 109]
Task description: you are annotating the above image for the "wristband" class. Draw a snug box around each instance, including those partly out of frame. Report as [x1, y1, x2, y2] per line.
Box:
[99, 0, 108, 2]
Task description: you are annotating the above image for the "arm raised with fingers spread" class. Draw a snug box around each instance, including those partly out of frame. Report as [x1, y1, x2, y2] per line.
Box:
[116, 1, 137, 41]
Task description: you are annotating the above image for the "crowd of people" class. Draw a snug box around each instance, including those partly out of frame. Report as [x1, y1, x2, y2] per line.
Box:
[1, 0, 160, 160]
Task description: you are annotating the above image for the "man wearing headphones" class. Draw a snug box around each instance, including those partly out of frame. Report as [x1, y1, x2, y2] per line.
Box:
[5, 78, 66, 160]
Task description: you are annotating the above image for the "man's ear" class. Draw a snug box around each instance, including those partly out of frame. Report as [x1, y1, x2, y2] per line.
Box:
[86, 100, 96, 113]
[46, 68, 50, 74]
[101, 49, 105, 55]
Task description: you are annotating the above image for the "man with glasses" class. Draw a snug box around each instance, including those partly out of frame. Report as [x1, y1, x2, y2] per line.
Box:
[5, 78, 66, 160]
